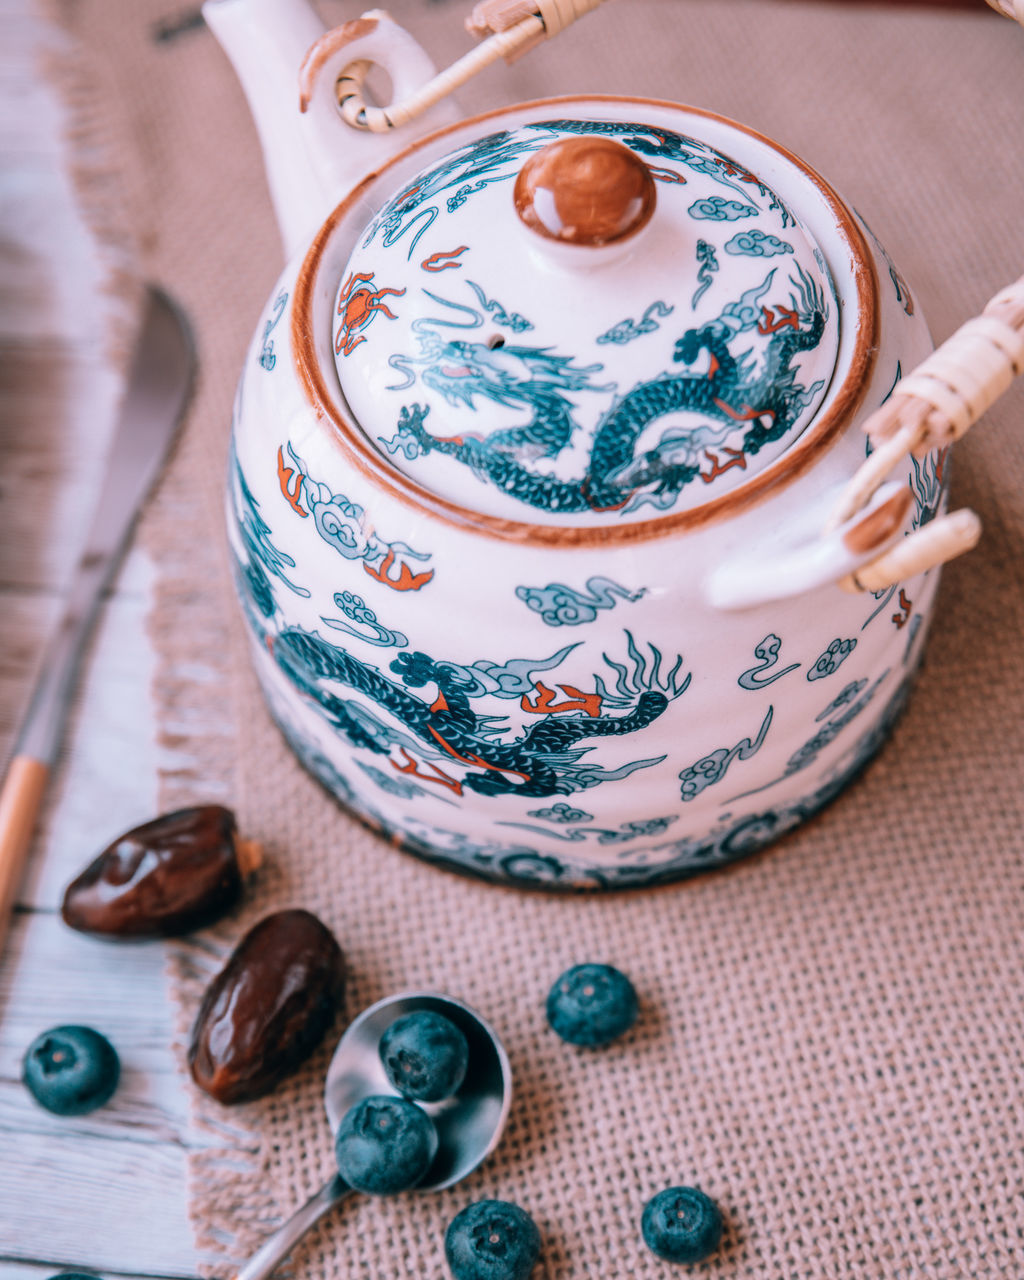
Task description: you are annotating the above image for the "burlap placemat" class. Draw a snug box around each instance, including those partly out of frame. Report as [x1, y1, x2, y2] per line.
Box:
[42, 0, 1024, 1274]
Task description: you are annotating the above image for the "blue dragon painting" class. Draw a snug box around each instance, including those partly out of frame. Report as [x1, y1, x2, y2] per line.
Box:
[380, 262, 829, 515]
[267, 625, 690, 801]
[353, 117, 835, 518]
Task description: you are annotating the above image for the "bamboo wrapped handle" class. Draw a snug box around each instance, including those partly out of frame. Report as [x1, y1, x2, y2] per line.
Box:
[842, 0, 1024, 598]
[828, 274, 1024, 593]
[337, 0, 609, 131]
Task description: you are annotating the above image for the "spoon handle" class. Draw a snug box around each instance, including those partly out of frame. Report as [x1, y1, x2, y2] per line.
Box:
[235, 1173, 354, 1280]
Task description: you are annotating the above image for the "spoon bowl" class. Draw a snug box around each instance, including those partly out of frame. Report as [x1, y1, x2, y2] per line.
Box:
[326, 991, 512, 1191]
[237, 990, 512, 1280]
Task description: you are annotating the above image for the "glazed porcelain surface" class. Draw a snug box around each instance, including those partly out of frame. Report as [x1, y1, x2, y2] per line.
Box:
[210, 4, 943, 889]
[332, 119, 841, 525]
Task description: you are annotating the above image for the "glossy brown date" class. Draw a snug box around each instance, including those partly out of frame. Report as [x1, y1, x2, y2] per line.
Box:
[61, 805, 261, 939]
[187, 908, 345, 1104]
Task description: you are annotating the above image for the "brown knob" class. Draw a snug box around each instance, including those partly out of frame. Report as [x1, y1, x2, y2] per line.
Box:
[514, 136, 656, 247]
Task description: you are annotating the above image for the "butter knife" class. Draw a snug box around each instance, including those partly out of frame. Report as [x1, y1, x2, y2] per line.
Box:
[0, 284, 195, 952]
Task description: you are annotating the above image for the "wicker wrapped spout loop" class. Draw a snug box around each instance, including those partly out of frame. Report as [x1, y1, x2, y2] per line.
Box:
[337, 0, 609, 132]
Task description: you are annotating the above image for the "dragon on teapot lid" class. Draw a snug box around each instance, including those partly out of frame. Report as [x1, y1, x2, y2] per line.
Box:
[334, 119, 841, 525]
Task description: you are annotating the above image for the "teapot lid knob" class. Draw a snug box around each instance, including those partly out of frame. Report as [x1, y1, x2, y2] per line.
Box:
[513, 135, 656, 246]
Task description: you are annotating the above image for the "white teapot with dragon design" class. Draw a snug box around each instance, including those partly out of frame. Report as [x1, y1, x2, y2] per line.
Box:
[202, 0, 1014, 889]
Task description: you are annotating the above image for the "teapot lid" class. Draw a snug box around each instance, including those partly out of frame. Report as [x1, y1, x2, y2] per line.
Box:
[332, 116, 840, 527]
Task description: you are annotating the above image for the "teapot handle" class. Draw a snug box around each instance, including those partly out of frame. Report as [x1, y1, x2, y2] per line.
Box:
[708, 274, 1024, 611]
[705, 481, 917, 612]
[295, 13, 462, 244]
[335, 0, 610, 134]
[203, 1, 461, 260]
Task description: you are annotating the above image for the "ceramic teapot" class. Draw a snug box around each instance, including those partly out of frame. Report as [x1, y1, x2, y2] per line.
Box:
[203, 0, 1008, 889]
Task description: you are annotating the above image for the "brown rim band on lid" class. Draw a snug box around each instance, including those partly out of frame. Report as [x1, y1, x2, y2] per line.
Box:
[513, 135, 656, 246]
[292, 95, 880, 547]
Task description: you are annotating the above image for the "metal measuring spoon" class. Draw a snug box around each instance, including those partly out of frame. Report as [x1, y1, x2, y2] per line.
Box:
[237, 991, 513, 1280]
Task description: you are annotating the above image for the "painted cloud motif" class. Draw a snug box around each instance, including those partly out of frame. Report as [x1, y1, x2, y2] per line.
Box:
[725, 229, 794, 257]
[689, 195, 758, 221]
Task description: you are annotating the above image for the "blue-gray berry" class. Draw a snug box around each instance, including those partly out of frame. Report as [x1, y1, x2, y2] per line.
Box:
[334, 1094, 438, 1194]
[445, 1199, 541, 1280]
[22, 1025, 120, 1116]
[641, 1186, 723, 1264]
[545, 963, 638, 1046]
[380, 1010, 469, 1102]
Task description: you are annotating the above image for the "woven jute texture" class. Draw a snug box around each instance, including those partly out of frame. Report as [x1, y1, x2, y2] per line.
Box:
[43, 0, 1024, 1275]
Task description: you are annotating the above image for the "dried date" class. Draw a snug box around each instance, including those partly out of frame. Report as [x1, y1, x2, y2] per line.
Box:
[61, 805, 261, 939]
[188, 908, 345, 1104]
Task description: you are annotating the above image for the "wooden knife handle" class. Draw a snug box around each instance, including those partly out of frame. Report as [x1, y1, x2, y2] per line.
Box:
[0, 756, 49, 954]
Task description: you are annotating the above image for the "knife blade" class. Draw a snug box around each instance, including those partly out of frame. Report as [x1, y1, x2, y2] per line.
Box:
[0, 284, 195, 951]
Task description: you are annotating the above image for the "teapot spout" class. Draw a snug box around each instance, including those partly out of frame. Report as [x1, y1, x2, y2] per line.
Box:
[203, 0, 459, 260]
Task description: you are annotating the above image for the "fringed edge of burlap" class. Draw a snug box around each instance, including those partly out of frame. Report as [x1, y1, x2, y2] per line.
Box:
[148, 520, 285, 1274]
[35, 3, 276, 1269]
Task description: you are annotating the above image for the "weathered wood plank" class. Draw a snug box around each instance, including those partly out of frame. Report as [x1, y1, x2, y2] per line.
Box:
[0, 1263, 197, 1280]
[0, 912, 193, 1106]
[0, 592, 59, 751]
[0, 340, 125, 595]
[0, 911, 203, 1275]
[0, 8, 204, 1277]
[0, 1126, 200, 1276]
[0, 556, 161, 914]
[0, 8, 135, 601]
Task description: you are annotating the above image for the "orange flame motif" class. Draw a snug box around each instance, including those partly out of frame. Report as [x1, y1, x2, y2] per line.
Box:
[757, 305, 801, 335]
[276, 445, 308, 516]
[521, 681, 602, 718]
[715, 158, 760, 184]
[649, 166, 687, 185]
[363, 546, 435, 592]
[713, 398, 774, 425]
[428, 726, 533, 783]
[892, 589, 913, 629]
[391, 747, 463, 796]
[700, 446, 747, 483]
[422, 246, 469, 272]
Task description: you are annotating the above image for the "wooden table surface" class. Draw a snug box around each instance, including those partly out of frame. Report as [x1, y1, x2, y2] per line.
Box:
[1, 9, 202, 1277]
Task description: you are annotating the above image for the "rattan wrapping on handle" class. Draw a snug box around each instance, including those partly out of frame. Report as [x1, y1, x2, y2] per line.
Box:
[467, 0, 607, 56]
[893, 307, 1024, 445]
[338, 0, 608, 130]
[985, 0, 1024, 23]
[339, 19, 543, 129]
[826, 274, 1024, 556]
[840, 508, 983, 595]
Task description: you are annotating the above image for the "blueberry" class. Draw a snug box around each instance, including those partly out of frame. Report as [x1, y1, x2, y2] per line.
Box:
[545, 963, 638, 1046]
[445, 1199, 541, 1280]
[641, 1186, 723, 1264]
[380, 1010, 470, 1102]
[22, 1025, 120, 1116]
[334, 1094, 438, 1194]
